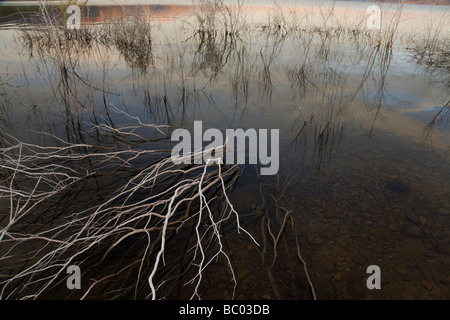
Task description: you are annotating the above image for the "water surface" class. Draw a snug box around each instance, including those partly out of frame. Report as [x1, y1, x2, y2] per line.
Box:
[0, 0, 449, 299]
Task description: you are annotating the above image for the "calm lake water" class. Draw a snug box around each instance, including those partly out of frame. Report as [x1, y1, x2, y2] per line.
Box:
[0, 0, 449, 299]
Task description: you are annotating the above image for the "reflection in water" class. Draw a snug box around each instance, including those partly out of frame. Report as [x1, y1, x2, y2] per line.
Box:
[0, 1, 450, 300]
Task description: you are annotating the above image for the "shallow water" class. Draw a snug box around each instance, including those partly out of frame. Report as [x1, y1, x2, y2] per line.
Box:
[0, 1, 449, 299]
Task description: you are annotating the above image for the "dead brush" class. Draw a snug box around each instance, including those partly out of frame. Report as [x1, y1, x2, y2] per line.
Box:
[0, 109, 256, 300]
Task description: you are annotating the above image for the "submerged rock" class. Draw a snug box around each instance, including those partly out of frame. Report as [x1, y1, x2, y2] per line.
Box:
[436, 239, 450, 255]
[402, 225, 422, 237]
[395, 240, 425, 259]
[438, 208, 450, 215]
[395, 265, 408, 275]
[405, 213, 420, 225]
[422, 279, 433, 291]
[386, 180, 412, 195]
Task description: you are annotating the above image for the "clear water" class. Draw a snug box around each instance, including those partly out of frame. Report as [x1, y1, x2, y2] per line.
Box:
[0, 1, 449, 299]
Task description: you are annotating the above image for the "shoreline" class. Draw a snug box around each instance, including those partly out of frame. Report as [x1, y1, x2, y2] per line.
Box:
[1, 0, 449, 37]
[0, 0, 449, 7]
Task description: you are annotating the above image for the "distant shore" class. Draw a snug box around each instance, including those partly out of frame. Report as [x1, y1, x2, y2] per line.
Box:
[0, 0, 449, 6]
